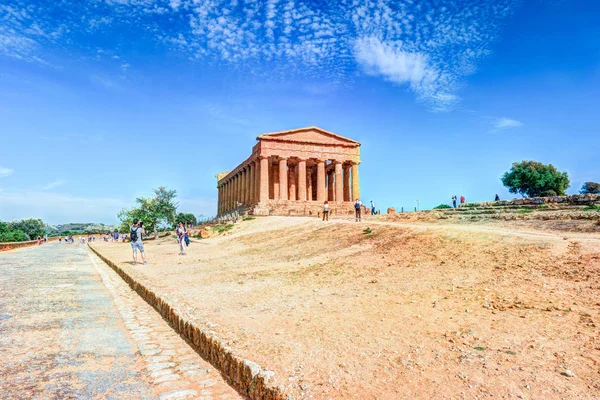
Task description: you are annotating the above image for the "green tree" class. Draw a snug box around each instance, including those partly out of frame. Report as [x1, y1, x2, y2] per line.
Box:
[580, 182, 600, 194]
[118, 186, 178, 238]
[501, 161, 570, 198]
[175, 212, 197, 226]
[9, 218, 46, 239]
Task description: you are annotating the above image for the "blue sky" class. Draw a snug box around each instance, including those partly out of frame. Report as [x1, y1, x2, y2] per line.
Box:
[0, 0, 598, 224]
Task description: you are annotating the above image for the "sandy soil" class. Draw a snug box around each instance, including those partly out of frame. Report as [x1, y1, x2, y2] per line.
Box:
[91, 216, 600, 399]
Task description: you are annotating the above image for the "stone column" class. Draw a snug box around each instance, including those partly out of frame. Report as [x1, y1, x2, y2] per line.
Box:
[259, 156, 269, 202]
[327, 169, 335, 201]
[352, 163, 360, 200]
[273, 164, 280, 200]
[233, 174, 238, 208]
[335, 161, 343, 203]
[316, 160, 326, 202]
[289, 165, 297, 201]
[279, 158, 288, 200]
[249, 162, 255, 204]
[244, 167, 250, 204]
[219, 185, 223, 214]
[239, 169, 245, 205]
[306, 166, 313, 201]
[343, 164, 351, 202]
[298, 160, 307, 201]
[255, 162, 260, 202]
[226, 181, 231, 211]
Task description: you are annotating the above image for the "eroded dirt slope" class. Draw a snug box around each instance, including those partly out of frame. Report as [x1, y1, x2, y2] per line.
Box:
[91, 217, 600, 399]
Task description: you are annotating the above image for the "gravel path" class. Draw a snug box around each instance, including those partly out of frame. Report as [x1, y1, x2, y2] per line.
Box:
[0, 242, 241, 400]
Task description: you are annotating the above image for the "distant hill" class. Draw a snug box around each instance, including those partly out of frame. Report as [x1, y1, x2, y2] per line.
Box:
[46, 223, 117, 234]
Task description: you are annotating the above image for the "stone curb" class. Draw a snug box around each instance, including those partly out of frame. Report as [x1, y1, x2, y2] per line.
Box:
[0, 237, 58, 252]
[87, 244, 285, 400]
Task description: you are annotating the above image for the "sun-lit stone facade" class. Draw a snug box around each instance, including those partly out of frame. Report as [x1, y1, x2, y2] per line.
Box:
[216, 126, 361, 216]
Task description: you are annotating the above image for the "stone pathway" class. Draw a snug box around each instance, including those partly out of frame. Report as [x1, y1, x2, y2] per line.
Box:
[0, 242, 242, 400]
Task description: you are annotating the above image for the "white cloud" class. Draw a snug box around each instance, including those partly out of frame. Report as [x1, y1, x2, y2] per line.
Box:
[0, 0, 520, 111]
[490, 117, 524, 133]
[0, 167, 14, 178]
[40, 179, 67, 191]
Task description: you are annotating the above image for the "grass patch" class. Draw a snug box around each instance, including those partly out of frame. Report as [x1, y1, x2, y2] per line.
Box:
[537, 204, 549, 209]
[212, 224, 234, 234]
[365, 233, 375, 239]
[517, 209, 535, 214]
[505, 350, 517, 355]
[243, 216, 256, 221]
[584, 205, 600, 211]
[363, 227, 372, 234]
[474, 346, 487, 351]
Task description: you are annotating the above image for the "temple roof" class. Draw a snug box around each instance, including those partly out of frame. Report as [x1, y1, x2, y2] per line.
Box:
[257, 126, 360, 146]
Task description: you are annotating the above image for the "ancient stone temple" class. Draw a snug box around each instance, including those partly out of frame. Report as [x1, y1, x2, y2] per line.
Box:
[216, 126, 361, 216]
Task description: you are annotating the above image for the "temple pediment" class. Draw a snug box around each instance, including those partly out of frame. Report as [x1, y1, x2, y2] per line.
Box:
[257, 126, 360, 147]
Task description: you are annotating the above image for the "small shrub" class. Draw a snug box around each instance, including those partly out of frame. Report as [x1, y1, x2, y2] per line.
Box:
[584, 205, 600, 211]
[363, 227, 372, 234]
[213, 224, 234, 233]
[243, 217, 256, 221]
[433, 204, 452, 209]
[517, 209, 534, 214]
[505, 350, 516, 355]
[538, 204, 549, 209]
[474, 346, 486, 351]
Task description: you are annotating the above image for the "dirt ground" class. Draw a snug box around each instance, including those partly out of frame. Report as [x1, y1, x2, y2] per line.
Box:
[90, 216, 600, 399]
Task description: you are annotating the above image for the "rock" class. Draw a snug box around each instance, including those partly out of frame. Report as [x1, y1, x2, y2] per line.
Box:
[387, 207, 396, 215]
[370, 279, 378, 283]
[199, 229, 211, 239]
[561, 370, 575, 377]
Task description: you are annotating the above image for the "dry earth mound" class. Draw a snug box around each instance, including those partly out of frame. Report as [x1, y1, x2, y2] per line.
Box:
[91, 216, 600, 399]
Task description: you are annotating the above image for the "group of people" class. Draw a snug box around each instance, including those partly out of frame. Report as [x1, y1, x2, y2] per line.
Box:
[322, 199, 377, 222]
[129, 219, 191, 265]
[451, 195, 466, 208]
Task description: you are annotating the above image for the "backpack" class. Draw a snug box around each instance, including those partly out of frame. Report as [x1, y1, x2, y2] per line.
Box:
[355, 201, 361, 210]
[130, 227, 138, 242]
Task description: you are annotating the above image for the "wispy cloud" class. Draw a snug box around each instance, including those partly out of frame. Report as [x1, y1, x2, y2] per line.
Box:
[0, 166, 14, 178]
[0, 0, 521, 111]
[490, 117, 524, 133]
[40, 179, 66, 191]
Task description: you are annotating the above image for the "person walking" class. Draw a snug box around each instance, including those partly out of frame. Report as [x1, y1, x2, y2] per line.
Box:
[495, 194, 500, 201]
[176, 222, 187, 255]
[354, 198, 363, 222]
[130, 219, 147, 265]
[452, 195, 457, 208]
[460, 195, 465, 206]
[322, 201, 329, 221]
[370, 200, 376, 215]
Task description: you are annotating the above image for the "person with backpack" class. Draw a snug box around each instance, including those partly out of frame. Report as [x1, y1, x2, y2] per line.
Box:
[130, 219, 147, 265]
[176, 221, 187, 255]
[354, 198, 362, 222]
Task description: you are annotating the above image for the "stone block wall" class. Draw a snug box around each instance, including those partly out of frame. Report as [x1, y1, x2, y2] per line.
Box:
[251, 201, 363, 217]
[463, 194, 600, 208]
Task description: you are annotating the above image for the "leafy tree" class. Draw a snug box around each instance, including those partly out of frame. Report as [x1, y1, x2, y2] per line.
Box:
[501, 161, 570, 198]
[580, 182, 600, 194]
[118, 186, 178, 238]
[175, 212, 197, 226]
[8, 218, 46, 239]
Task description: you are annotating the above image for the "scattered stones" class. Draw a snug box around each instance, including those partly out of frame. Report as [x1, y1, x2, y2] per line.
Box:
[561, 370, 575, 377]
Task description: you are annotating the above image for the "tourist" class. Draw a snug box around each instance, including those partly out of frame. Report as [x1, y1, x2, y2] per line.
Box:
[495, 194, 500, 201]
[130, 219, 147, 265]
[176, 222, 187, 255]
[37, 236, 41, 245]
[452, 195, 457, 208]
[354, 198, 362, 222]
[322, 201, 329, 221]
[370, 200, 376, 215]
[460, 195, 465, 206]
[59, 236, 62, 243]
